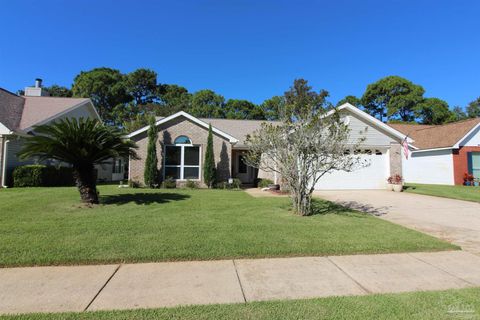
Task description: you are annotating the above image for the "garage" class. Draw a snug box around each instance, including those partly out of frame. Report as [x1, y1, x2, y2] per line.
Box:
[314, 149, 389, 190]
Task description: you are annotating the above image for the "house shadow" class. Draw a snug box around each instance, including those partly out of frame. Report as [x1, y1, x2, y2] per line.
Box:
[100, 192, 190, 206]
[311, 199, 386, 217]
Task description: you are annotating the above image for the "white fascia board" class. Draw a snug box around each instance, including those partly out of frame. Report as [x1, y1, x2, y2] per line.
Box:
[411, 146, 455, 153]
[127, 111, 239, 143]
[453, 122, 480, 148]
[333, 103, 414, 143]
[0, 122, 12, 135]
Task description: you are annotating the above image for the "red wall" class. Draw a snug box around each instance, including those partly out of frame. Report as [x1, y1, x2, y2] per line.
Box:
[453, 146, 480, 185]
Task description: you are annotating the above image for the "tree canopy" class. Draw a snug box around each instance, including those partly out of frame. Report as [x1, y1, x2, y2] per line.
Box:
[72, 68, 131, 124]
[467, 97, 480, 118]
[361, 76, 425, 122]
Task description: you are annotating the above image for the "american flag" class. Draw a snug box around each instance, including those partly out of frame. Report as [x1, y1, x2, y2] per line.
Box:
[402, 136, 409, 160]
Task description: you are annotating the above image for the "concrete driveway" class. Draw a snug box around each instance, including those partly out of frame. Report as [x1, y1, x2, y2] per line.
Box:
[314, 190, 480, 254]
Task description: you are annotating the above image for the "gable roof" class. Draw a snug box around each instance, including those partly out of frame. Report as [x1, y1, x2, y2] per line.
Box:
[0, 88, 25, 131]
[389, 118, 480, 150]
[0, 87, 99, 134]
[334, 103, 413, 143]
[198, 118, 277, 146]
[130, 104, 410, 146]
[127, 111, 239, 143]
[19, 96, 92, 131]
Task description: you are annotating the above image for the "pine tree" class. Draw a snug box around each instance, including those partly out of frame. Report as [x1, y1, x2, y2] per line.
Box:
[203, 124, 216, 188]
[144, 117, 159, 187]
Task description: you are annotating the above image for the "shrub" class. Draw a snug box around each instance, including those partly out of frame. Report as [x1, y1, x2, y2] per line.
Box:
[162, 177, 177, 189]
[215, 178, 242, 190]
[185, 180, 198, 189]
[13, 165, 74, 187]
[258, 178, 274, 188]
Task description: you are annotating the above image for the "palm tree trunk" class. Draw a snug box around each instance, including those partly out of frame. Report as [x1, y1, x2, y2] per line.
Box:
[73, 166, 99, 204]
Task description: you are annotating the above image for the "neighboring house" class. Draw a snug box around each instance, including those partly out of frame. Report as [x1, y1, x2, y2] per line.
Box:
[127, 103, 411, 190]
[0, 79, 124, 187]
[390, 118, 480, 185]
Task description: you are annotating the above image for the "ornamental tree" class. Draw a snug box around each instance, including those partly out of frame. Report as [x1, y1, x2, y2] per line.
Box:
[245, 79, 365, 216]
[144, 117, 159, 187]
[19, 118, 138, 204]
[203, 124, 216, 188]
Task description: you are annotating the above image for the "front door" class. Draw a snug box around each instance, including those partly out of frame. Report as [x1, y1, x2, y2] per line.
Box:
[236, 154, 251, 183]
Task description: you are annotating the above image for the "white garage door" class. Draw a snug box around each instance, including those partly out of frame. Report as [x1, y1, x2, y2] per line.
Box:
[314, 149, 389, 190]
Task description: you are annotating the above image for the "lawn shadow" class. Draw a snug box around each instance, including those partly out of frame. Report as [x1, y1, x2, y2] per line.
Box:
[311, 199, 387, 217]
[101, 192, 190, 206]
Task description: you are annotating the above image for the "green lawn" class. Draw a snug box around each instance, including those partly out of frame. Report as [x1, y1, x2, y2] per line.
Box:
[0, 186, 456, 267]
[2, 288, 480, 320]
[404, 183, 480, 203]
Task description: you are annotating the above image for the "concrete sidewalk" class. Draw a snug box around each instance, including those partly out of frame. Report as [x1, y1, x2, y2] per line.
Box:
[2, 251, 480, 315]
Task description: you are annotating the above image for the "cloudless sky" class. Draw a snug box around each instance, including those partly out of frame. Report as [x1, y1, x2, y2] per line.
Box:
[1, 0, 479, 108]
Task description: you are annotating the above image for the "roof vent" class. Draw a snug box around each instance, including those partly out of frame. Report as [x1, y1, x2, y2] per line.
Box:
[34, 78, 43, 88]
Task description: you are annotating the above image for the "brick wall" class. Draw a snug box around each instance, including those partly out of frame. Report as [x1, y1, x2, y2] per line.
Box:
[389, 142, 403, 177]
[129, 116, 232, 187]
[453, 146, 480, 185]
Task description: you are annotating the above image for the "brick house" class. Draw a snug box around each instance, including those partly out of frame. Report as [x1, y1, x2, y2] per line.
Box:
[390, 118, 480, 185]
[127, 104, 412, 189]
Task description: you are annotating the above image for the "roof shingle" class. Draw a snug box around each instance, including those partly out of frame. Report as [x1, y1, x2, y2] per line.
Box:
[389, 118, 480, 149]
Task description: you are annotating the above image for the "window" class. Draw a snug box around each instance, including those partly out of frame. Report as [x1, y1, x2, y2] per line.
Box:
[174, 136, 191, 144]
[112, 158, 123, 174]
[164, 136, 200, 180]
[471, 152, 480, 179]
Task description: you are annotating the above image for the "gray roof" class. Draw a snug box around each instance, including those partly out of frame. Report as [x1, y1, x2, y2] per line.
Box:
[155, 115, 277, 146]
[0, 88, 25, 131]
[199, 118, 276, 146]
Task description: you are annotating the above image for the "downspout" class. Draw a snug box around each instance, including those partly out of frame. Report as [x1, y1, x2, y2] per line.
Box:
[1, 137, 9, 188]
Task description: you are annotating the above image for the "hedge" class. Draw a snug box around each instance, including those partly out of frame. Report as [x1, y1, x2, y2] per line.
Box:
[13, 165, 75, 187]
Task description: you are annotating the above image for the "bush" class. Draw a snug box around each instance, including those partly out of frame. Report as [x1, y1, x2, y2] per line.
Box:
[185, 180, 198, 189]
[13, 165, 74, 187]
[215, 178, 242, 190]
[257, 178, 274, 188]
[162, 177, 177, 189]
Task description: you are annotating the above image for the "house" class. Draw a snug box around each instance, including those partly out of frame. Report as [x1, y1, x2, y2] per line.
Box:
[127, 103, 411, 190]
[0, 79, 125, 187]
[390, 118, 480, 185]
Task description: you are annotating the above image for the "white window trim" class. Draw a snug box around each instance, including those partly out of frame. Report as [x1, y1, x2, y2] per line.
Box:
[163, 143, 202, 181]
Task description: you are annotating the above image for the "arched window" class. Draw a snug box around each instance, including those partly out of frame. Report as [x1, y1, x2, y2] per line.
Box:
[174, 136, 192, 144]
[164, 136, 200, 180]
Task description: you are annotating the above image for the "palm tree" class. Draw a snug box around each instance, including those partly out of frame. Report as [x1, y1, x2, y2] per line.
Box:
[18, 118, 138, 204]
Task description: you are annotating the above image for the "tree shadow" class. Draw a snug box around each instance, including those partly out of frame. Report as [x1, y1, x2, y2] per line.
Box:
[311, 199, 385, 217]
[100, 192, 190, 206]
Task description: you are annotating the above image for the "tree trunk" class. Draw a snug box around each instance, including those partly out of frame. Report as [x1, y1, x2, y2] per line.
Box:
[73, 166, 99, 204]
[291, 188, 312, 216]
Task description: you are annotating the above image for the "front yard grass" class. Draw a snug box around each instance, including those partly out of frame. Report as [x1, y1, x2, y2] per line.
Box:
[404, 183, 480, 203]
[2, 288, 479, 320]
[0, 186, 456, 267]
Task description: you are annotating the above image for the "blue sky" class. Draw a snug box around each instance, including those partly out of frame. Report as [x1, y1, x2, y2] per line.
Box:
[1, 0, 479, 108]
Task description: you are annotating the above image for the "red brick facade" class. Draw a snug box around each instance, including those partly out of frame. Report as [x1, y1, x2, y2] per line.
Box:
[452, 146, 480, 185]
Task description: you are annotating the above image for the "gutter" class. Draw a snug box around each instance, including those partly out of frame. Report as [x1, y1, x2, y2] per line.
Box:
[1, 137, 9, 187]
[411, 146, 454, 153]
